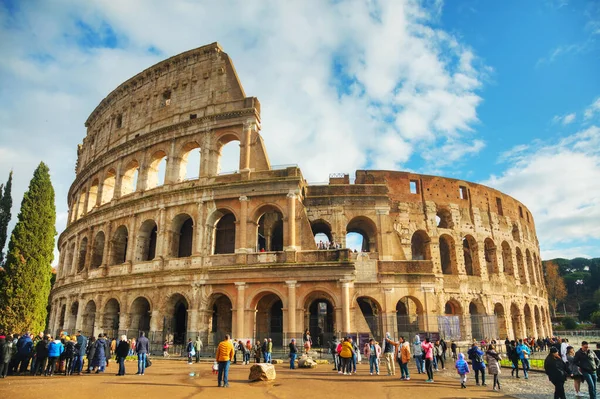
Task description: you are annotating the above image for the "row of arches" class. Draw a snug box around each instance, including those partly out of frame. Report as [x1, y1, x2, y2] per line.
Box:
[71, 138, 242, 223]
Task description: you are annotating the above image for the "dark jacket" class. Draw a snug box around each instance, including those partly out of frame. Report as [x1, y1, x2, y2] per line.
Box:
[35, 339, 49, 358]
[0, 338, 11, 363]
[289, 342, 298, 354]
[136, 336, 149, 354]
[64, 341, 75, 358]
[468, 346, 486, 371]
[116, 341, 130, 358]
[574, 348, 599, 373]
[545, 354, 568, 382]
[17, 335, 33, 357]
[86, 339, 96, 361]
[76, 335, 88, 357]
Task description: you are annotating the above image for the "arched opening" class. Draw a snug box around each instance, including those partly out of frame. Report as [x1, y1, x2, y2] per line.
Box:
[137, 220, 158, 262]
[311, 219, 333, 248]
[534, 305, 543, 337]
[77, 237, 88, 272]
[91, 231, 105, 268]
[396, 296, 423, 336]
[256, 207, 283, 252]
[213, 212, 236, 254]
[510, 303, 523, 339]
[87, 179, 99, 213]
[439, 234, 457, 274]
[129, 297, 151, 335]
[171, 214, 193, 258]
[82, 301, 96, 337]
[146, 150, 168, 189]
[65, 242, 75, 276]
[103, 299, 120, 338]
[469, 301, 487, 341]
[121, 160, 139, 196]
[356, 297, 381, 338]
[101, 169, 116, 205]
[346, 216, 377, 252]
[67, 301, 78, 332]
[110, 225, 128, 265]
[526, 249, 535, 285]
[210, 294, 232, 345]
[512, 223, 520, 242]
[524, 304, 534, 337]
[411, 230, 431, 260]
[306, 294, 335, 347]
[484, 238, 498, 276]
[76, 191, 86, 220]
[255, 293, 284, 347]
[178, 142, 201, 181]
[501, 241, 514, 277]
[436, 207, 453, 229]
[494, 303, 508, 339]
[166, 294, 188, 344]
[462, 235, 480, 276]
[516, 248, 526, 284]
[441, 299, 463, 340]
[217, 139, 240, 175]
[59, 304, 67, 330]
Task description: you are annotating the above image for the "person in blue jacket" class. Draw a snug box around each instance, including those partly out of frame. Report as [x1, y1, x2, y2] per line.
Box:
[516, 339, 531, 379]
[16, 332, 33, 374]
[467, 343, 486, 386]
[46, 337, 64, 376]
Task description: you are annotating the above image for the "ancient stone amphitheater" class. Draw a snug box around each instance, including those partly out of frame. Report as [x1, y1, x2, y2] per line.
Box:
[49, 43, 550, 349]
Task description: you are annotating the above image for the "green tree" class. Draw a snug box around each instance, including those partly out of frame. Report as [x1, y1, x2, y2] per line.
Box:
[578, 300, 599, 322]
[0, 163, 56, 333]
[562, 317, 578, 330]
[0, 170, 13, 265]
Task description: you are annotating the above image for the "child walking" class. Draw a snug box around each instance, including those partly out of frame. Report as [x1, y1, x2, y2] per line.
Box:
[455, 353, 470, 389]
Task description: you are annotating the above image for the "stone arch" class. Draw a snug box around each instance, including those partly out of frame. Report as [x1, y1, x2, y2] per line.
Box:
[469, 300, 487, 341]
[208, 209, 237, 255]
[109, 225, 128, 265]
[304, 290, 337, 347]
[164, 293, 190, 344]
[439, 234, 457, 274]
[216, 132, 241, 175]
[462, 235, 480, 276]
[444, 298, 463, 315]
[534, 305, 543, 337]
[58, 303, 67, 331]
[67, 301, 78, 332]
[515, 247, 527, 284]
[77, 236, 88, 272]
[101, 168, 116, 205]
[311, 219, 333, 246]
[346, 216, 378, 252]
[129, 296, 152, 334]
[356, 296, 382, 339]
[411, 230, 431, 260]
[512, 223, 520, 242]
[65, 241, 75, 276]
[171, 213, 194, 258]
[436, 207, 454, 229]
[178, 141, 201, 181]
[146, 150, 168, 189]
[396, 296, 424, 336]
[253, 204, 284, 252]
[82, 300, 97, 337]
[136, 219, 158, 261]
[76, 190, 86, 220]
[510, 303, 523, 339]
[207, 293, 233, 345]
[494, 303, 508, 339]
[501, 241, 514, 277]
[87, 179, 99, 213]
[526, 249, 535, 285]
[91, 231, 105, 268]
[523, 303, 534, 337]
[121, 159, 139, 196]
[102, 298, 120, 337]
[252, 290, 284, 346]
[484, 238, 498, 275]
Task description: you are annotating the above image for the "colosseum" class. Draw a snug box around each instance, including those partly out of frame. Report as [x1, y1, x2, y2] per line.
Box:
[49, 43, 551, 350]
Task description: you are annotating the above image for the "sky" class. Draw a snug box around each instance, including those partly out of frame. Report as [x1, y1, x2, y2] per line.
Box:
[0, 0, 599, 264]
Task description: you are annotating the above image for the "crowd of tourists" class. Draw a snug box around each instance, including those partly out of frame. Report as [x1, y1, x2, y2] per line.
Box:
[0, 330, 151, 378]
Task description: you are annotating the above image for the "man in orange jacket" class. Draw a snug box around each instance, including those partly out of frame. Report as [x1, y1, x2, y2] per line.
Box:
[216, 335, 234, 387]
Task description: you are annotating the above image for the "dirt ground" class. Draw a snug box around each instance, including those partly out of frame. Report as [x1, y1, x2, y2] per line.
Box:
[0, 359, 516, 399]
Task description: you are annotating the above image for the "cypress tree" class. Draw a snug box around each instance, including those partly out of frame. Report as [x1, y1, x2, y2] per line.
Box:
[0, 163, 56, 333]
[0, 171, 13, 265]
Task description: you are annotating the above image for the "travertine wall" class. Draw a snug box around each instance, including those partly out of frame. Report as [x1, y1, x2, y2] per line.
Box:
[49, 43, 551, 347]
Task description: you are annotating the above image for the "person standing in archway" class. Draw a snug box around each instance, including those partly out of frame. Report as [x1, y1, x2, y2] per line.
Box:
[382, 332, 396, 376]
[115, 335, 130, 376]
[136, 332, 149, 375]
[289, 339, 298, 369]
[194, 337, 203, 363]
[216, 334, 234, 388]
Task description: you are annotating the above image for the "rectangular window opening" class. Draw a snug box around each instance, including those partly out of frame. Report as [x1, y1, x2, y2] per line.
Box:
[519, 206, 523, 218]
[116, 114, 123, 129]
[459, 186, 468, 200]
[162, 90, 171, 107]
[496, 197, 503, 216]
[190, 114, 197, 119]
[526, 211, 530, 222]
[409, 180, 418, 194]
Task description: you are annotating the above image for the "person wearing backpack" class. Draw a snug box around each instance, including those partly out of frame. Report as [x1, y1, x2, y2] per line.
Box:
[468, 343, 486, 386]
[63, 336, 76, 375]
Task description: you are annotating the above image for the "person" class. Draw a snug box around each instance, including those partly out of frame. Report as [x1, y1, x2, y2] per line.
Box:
[253, 340, 262, 363]
[86, 336, 96, 373]
[468, 343, 486, 386]
[330, 338, 340, 371]
[262, 339, 268, 363]
[382, 332, 396, 376]
[163, 340, 169, 357]
[92, 334, 108, 373]
[244, 340, 252, 365]
[194, 337, 203, 363]
[303, 330, 312, 355]
[110, 337, 117, 357]
[399, 339, 411, 380]
[517, 339, 531, 379]
[339, 337, 354, 375]
[115, 335, 129, 376]
[434, 340, 445, 370]
[32, 335, 49, 376]
[235, 340, 246, 365]
[289, 338, 298, 369]
[508, 340, 520, 378]
[422, 337, 435, 382]
[63, 336, 75, 375]
[186, 338, 194, 364]
[545, 347, 568, 399]
[267, 338, 273, 363]
[413, 334, 424, 374]
[485, 344, 502, 391]
[350, 336, 359, 374]
[46, 336, 63, 376]
[16, 332, 33, 374]
[364, 338, 381, 376]
[451, 340, 457, 360]
[0, 335, 11, 378]
[74, 331, 87, 375]
[560, 338, 569, 362]
[136, 331, 150, 375]
[574, 341, 599, 399]
[566, 346, 583, 397]
[455, 353, 470, 389]
[216, 335, 234, 387]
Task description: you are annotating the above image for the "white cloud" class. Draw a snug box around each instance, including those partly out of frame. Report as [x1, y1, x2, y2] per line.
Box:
[552, 113, 576, 125]
[485, 126, 600, 259]
[584, 97, 600, 120]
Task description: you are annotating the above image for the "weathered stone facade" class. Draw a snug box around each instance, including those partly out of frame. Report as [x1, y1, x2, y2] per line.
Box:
[49, 43, 551, 347]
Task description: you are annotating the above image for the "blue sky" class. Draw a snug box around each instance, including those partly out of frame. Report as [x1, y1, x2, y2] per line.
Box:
[0, 0, 599, 262]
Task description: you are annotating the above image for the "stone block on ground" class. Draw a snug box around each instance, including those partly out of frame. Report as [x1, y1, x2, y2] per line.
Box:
[249, 363, 277, 381]
[298, 356, 317, 368]
[271, 359, 284, 364]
